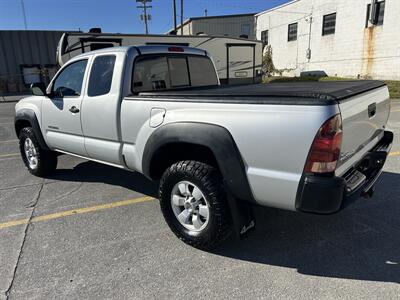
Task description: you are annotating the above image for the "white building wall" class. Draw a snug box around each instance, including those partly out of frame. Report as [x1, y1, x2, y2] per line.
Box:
[256, 0, 400, 80]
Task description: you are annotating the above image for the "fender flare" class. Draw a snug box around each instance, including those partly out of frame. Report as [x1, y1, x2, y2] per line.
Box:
[15, 109, 49, 150]
[142, 122, 255, 203]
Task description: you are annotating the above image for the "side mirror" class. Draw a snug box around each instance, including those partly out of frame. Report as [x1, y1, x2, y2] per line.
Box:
[30, 82, 47, 96]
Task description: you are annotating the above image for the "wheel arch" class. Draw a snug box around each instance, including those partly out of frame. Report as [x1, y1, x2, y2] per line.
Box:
[15, 109, 49, 150]
[142, 122, 255, 203]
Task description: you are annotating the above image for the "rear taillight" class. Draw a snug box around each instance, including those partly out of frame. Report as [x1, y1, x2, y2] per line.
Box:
[304, 114, 343, 174]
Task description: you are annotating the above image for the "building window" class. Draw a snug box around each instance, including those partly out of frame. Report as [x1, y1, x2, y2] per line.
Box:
[366, 0, 385, 27]
[322, 13, 336, 36]
[288, 23, 298, 42]
[261, 30, 269, 46]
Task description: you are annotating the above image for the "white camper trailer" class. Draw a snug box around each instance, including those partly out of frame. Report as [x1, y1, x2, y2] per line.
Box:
[56, 32, 263, 85]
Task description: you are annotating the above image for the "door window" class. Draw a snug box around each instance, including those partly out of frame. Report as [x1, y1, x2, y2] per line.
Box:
[52, 60, 88, 97]
[88, 55, 116, 97]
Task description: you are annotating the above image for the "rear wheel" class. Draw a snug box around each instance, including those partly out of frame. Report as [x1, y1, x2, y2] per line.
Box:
[159, 160, 231, 249]
[19, 127, 57, 177]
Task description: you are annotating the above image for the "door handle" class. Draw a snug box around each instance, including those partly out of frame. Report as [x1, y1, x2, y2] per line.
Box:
[69, 106, 80, 113]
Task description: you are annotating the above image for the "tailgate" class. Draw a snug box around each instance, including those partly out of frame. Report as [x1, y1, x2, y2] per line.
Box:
[336, 86, 390, 175]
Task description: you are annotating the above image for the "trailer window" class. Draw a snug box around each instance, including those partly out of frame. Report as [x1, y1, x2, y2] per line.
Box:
[88, 55, 116, 97]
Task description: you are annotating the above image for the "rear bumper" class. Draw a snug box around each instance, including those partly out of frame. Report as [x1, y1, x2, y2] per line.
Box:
[296, 131, 393, 214]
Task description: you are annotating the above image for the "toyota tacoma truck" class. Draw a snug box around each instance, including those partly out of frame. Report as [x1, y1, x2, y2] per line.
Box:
[15, 45, 393, 249]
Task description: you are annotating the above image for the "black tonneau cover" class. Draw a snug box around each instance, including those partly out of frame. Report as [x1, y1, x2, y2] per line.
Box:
[136, 81, 386, 105]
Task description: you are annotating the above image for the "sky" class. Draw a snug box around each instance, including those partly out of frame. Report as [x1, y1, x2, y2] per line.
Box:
[0, 0, 290, 34]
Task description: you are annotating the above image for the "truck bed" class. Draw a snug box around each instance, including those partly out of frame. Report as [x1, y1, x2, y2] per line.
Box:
[137, 81, 386, 105]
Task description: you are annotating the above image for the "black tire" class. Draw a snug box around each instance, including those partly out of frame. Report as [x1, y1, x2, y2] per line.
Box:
[159, 160, 232, 249]
[19, 127, 57, 177]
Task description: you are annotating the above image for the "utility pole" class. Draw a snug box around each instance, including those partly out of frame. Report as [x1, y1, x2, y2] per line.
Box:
[173, 0, 177, 33]
[136, 0, 152, 34]
[180, 0, 183, 35]
[21, 0, 27, 30]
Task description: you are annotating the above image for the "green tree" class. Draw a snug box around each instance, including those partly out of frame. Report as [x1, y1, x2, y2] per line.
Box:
[262, 45, 275, 76]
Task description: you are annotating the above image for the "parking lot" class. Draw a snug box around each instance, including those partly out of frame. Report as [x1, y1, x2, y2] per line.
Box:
[0, 100, 399, 299]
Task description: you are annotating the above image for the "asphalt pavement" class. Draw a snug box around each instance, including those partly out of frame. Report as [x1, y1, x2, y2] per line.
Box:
[0, 100, 399, 299]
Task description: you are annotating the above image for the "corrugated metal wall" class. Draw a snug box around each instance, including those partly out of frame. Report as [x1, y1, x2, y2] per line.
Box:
[0, 30, 64, 93]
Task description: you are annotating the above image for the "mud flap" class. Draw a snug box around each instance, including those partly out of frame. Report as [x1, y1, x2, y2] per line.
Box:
[226, 192, 255, 239]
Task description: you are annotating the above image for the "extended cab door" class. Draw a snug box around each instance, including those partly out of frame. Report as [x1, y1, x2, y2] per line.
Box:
[41, 59, 89, 155]
[80, 53, 123, 166]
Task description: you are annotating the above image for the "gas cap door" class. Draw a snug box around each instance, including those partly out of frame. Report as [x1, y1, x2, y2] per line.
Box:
[150, 108, 166, 128]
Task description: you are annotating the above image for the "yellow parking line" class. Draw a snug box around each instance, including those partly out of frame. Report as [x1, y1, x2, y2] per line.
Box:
[389, 151, 400, 157]
[0, 153, 19, 158]
[390, 109, 400, 113]
[0, 196, 155, 230]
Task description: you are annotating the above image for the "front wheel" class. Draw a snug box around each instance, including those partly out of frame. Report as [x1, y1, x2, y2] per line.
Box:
[19, 127, 58, 177]
[159, 161, 232, 249]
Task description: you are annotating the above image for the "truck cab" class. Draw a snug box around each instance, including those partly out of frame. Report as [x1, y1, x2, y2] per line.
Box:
[17, 46, 219, 167]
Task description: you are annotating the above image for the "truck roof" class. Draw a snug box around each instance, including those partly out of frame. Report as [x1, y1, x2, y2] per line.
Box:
[74, 45, 207, 59]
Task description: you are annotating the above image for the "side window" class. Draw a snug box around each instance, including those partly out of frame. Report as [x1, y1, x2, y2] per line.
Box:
[261, 30, 269, 47]
[52, 60, 88, 97]
[288, 23, 298, 42]
[88, 55, 116, 97]
[322, 13, 336, 36]
[133, 57, 170, 93]
[188, 56, 218, 87]
[366, 1, 385, 27]
[168, 57, 189, 87]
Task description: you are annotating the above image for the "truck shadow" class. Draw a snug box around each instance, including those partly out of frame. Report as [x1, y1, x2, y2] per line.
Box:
[213, 171, 400, 283]
[48, 162, 399, 283]
[48, 160, 159, 198]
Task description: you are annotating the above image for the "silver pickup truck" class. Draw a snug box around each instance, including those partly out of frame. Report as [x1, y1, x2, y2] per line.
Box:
[15, 45, 393, 249]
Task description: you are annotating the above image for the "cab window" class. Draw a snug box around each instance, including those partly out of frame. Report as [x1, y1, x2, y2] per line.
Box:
[132, 55, 218, 93]
[88, 55, 116, 97]
[52, 60, 88, 97]
[133, 57, 170, 92]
